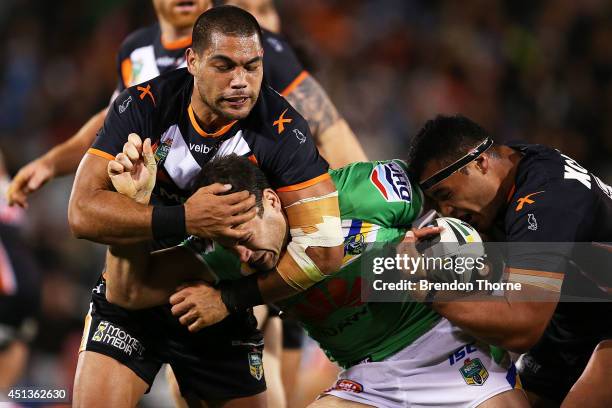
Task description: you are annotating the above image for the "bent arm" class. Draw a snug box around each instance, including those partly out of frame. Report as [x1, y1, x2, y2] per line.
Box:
[285, 75, 367, 168]
[68, 154, 155, 244]
[433, 267, 561, 352]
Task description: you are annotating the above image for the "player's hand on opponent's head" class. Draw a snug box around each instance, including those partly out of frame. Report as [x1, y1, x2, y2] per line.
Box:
[184, 184, 257, 245]
[107, 133, 157, 204]
[6, 157, 55, 208]
[170, 282, 229, 332]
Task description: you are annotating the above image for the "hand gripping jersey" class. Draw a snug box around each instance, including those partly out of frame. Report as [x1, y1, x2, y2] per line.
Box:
[115, 23, 308, 98]
[90, 68, 328, 207]
[185, 160, 442, 368]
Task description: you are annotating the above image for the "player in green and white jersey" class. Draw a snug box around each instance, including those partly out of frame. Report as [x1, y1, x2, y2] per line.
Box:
[105, 148, 528, 407]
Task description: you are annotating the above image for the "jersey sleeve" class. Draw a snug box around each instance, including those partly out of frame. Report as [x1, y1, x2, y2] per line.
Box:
[88, 87, 150, 160]
[259, 108, 329, 191]
[262, 31, 307, 96]
[505, 178, 595, 274]
[331, 160, 423, 228]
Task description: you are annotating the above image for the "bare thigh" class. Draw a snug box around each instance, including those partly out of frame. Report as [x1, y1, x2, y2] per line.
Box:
[562, 340, 612, 408]
[72, 351, 149, 408]
[307, 394, 375, 408]
[476, 389, 530, 408]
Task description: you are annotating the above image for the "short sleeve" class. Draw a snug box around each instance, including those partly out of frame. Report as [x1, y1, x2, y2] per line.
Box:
[262, 31, 306, 95]
[261, 113, 329, 191]
[89, 88, 148, 160]
[505, 179, 594, 273]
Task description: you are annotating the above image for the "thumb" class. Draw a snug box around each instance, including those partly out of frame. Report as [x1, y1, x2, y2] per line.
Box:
[27, 171, 48, 191]
[142, 138, 156, 171]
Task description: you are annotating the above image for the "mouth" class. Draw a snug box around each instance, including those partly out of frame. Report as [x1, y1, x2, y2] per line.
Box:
[174, 0, 197, 13]
[223, 95, 249, 109]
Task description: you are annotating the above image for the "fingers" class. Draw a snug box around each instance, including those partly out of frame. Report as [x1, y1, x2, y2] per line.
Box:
[114, 153, 133, 171]
[226, 194, 256, 214]
[107, 160, 125, 176]
[412, 226, 444, 240]
[220, 190, 253, 206]
[127, 133, 143, 151]
[171, 300, 192, 317]
[178, 309, 199, 326]
[123, 140, 140, 162]
[226, 207, 257, 226]
[199, 183, 232, 195]
[188, 319, 205, 332]
[7, 171, 30, 207]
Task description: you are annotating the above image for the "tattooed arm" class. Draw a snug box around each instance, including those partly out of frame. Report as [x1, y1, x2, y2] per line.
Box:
[285, 74, 367, 169]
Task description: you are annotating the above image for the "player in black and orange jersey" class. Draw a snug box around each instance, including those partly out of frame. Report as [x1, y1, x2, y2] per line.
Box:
[407, 115, 612, 407]
[0, 151, 40, 393]
[70, 7, 345, 407]
[7, 0, 365, 208]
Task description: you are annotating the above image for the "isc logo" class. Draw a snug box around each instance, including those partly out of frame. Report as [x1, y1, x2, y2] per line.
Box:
[370, 161, 412, 203]
[448, 343, 478, 366]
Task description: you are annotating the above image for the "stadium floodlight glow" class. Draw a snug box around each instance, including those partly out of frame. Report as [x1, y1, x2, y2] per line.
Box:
[420, 137, 494, 190]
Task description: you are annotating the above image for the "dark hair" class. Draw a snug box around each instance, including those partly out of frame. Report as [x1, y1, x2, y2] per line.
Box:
[197, 154, 270, 216]
[407, 115, 493, 181]
[192, 5, 263, 54]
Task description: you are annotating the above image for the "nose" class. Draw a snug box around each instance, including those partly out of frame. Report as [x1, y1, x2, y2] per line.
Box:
[230, 69, 247, 89]
[233, 245, 253, 263]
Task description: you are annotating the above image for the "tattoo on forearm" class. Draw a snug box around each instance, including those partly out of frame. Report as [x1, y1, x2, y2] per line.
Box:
[285, 76, 340, 140]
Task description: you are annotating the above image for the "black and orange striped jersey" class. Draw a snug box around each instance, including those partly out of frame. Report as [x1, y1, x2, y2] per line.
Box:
[90, 68, 329, 206]
[115, 23, 308, 97]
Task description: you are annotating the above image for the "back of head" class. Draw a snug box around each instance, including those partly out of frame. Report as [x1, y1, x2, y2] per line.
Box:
[192, 5, 263, 54]
[407, 115, 491, 182]
[198, 154, 270, 215]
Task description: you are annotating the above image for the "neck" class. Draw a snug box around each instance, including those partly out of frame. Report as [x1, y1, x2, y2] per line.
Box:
[190, 86, 232, 133]
[159, 19, 192, 44]
[496, 145, 523, 204]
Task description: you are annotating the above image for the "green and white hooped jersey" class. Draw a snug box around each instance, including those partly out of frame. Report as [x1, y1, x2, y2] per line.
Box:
[183, 160, 441, 368]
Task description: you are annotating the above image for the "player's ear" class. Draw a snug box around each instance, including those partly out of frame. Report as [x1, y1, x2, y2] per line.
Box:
[474, 155, 489, 174]
[186, 48, 198, 75]
[264, 188, 281, 212]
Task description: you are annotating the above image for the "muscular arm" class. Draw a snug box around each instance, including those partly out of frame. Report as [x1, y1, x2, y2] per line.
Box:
[432, 267, 560, 352]
[8, 108, 107, 207]
[68, 154, 154, 244]
[285, 75, 367, 168]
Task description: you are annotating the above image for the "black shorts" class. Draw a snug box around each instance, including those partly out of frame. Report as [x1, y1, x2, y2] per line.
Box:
[80, 278, 266, 400]
[517, 302, 612, 403]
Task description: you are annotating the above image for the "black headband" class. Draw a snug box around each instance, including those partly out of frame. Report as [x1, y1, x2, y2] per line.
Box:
[420, 137, 494, 190]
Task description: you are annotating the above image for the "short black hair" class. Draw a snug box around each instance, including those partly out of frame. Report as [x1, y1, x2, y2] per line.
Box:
[407, 115, 492, 182]
[197, 154, 270, 216]
[192, 5, 263, 54]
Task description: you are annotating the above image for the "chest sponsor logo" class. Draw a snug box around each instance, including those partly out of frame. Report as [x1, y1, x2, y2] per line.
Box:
[594, 176, 612, 199]
[248, 351, 264, 381]
[459, 358, 489, 386]
[91, 321, 144, 357]
[370, 162, 412, 203]
[189, 143, 214, 154]
[561, 153, 591, 189]
[515, 191, 544, 211]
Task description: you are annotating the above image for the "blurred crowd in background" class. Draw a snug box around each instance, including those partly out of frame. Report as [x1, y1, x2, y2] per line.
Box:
[0, 0, 611, 401]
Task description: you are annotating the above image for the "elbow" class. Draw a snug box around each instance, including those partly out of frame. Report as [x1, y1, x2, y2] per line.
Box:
[68, 196, 90, 239]
[497, 322, 547, 353]
[308, 245, 344, 276]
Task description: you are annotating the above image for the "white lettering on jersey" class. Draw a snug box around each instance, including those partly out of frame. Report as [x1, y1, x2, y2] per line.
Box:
[370, 161, 412, 203]
[189, 143, 213, 154]
[561, 154, 591, 189]
[163, 125, 202, 190]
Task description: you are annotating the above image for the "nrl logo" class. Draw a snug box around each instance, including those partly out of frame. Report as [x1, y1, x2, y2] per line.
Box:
[459, 358, 489, 386]
[248, 351, 264, 381]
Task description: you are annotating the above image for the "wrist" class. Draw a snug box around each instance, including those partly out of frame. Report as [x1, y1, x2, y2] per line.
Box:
[220, 275, 264, 313]
[151, 205, 186, 240]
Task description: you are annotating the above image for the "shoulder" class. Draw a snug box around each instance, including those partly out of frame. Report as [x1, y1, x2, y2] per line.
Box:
[118, 24, 159, 58]
[262, 29, 294, 56]
[246, 84, 309, 138]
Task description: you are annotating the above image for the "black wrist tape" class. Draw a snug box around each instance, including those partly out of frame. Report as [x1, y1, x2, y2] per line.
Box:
[152, 205, 186, 241]
[220, 275, 264, 313]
